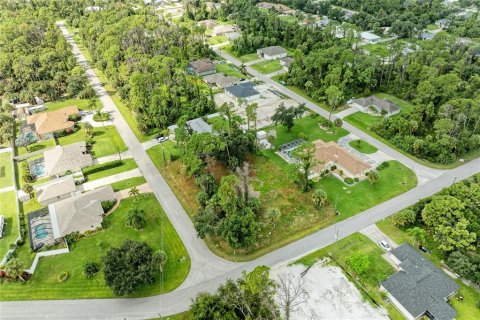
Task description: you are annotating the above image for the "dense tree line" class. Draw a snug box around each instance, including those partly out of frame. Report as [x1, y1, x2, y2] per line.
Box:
[78, 4, 216, 133]
[0, 4, 92, 103]
[394, 174, 480, 284]
[285, 32, 480, 163]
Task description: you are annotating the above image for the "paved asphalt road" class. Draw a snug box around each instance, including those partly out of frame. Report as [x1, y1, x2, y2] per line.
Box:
[2, 26, 480, 320]
[213, 48, 443, 184]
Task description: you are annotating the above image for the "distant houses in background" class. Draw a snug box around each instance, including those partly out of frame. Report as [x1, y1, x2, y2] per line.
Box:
[361, 31, 381, 44]
[212, 24, 238, 36]
[349, 96, 400, 117]
[167, 115, 215, 138]
[26, 106, 79, 140]
[381, 244, 459, 320]
[186, 58, 216, 76]
[257, 2, 296, 15]
[225, 81, 261, 102]
[257, 46, 288, 60]
[197, 19, 218, 29]
[419, 32, 435, 41]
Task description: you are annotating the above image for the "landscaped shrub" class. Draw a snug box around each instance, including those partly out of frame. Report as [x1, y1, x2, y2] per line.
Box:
[57, 271, 69, 283]
[83, 261, 100, 278]
[93, 112, 110, 122]
[344, 177, 354, 185]
[101, 200, 117, 213]
[82, 161, 123, 176]
[68, 114, 82, 122]
[16, 239, 25, 246]
[338, 170, 344, 176]
[376, 162, 390, 171]
[64, 231, 81, 246]
[354, 177, 359, 182]
[298, 132, 306, 139]
[330, 165, 337, 171]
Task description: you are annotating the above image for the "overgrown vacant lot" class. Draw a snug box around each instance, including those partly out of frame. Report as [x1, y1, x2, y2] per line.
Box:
[0, 151, 13, 188]
[0, 195, 190, 301]
[0, 191, 18, 260]
[57, 125, 127, 158]
[377, 218, 480, 320]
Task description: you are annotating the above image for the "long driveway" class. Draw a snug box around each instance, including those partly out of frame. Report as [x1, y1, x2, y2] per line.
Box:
[2, 24, 480, 320]
[213, 48, 443, 184]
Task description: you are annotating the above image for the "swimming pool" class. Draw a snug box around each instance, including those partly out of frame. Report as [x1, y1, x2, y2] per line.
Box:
[34, 224, 49, 239]
[31, 163, 45, 177]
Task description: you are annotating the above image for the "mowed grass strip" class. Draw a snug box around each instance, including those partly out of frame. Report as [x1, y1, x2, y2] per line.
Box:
[349, 139, 378, 154]
[83, 159, 138, 181]
[0, 191, 18, 260]
[0, 195, 191, 301]
[0, 151, 14, 189]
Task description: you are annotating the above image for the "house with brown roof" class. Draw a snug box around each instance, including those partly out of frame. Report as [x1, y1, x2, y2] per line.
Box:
[186, 58, 216, 76]
[312, 139, 371, 178]
[27, 106, 80, 140]
[212, 25, 237, 36]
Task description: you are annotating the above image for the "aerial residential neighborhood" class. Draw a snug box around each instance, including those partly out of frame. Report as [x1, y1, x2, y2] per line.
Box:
[0, 0, 479, 320]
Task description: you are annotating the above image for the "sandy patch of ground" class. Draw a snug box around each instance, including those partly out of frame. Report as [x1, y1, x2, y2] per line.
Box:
[271, 260, 388, 320]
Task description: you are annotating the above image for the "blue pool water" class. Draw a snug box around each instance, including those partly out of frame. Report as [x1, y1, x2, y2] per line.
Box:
[32, 163, 45, 177]
[34, 224, 48, 239]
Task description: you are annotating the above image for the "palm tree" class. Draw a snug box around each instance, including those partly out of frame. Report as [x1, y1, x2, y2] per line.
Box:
[266, 207, 281, 230]
[22, 184, 34, 198]
[407, 227, 426, 247]
[4, 258, 26, 282]
[152, 250, 167, 272]
[367, 170, 379, 187]
[128, 186, 140, 199]
[312, 189, 328, 209]
[126, 207, 146, 230]
[82, 122, 93, 137]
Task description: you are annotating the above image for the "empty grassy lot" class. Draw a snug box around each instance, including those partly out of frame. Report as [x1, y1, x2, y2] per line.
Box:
[0, 195, 190, 301]
[215, 63, 246, 78]
[349, 139, 378, 154]
[0, 191, 18, 260]
[45, 98, 101, 112]
[222, 44, 260, 63]
[0, 151, 14, 189]
[57, 126, 127, 158]
[250, 59, 283, 74]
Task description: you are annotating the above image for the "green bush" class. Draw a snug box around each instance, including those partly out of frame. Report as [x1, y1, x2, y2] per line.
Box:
[83, 261, 100, 278]
[101, 200, 117, 213]
[83, 161, 123, 176]
[344, 177, 354, 185]
[377, 162, 390, 171]
[93, 112, 110, 122]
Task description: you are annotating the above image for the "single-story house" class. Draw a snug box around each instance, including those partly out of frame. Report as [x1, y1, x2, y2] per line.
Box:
[257, 2, 274, 10]
[26, 106, 80, 140]
[49, 185, 116, 240]
[35, 175, 78, 207]
[203, 73, 241, 88]
[381, 244, 459, 320]
[197, 19, 218, 29]
[225, 82, 261, 102]
[361, 31, 381, 44]
[435, 18, 450, 29]
[257, 46, 287, 60]
[212, 25, 237, 36]
[314, 16, 330, 28]
[226, 32, 242, 41]
[350, 96, 400, 117]
[419, 32, 435, 41]
[312, 139, 371, 178]
[44, 141, 93, 178]
[273, 4, 296, 15]
[279, 56, 293, 71]
[187, 118, 213, 134]
[205, 1, 221, 11]
[12, 103, 31, 118]
[186, 58, 216, 76]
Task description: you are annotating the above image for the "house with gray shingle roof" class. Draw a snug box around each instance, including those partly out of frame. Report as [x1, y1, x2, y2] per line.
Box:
[381, 244, 459, 320]
[44, 141, 93, 177]
[257, 46, 287, 60]
[225, 82, 261, 102]
[350, 95, 400, 117]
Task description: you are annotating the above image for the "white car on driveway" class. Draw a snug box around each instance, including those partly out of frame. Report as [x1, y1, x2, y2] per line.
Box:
[379, 240, 391, 251]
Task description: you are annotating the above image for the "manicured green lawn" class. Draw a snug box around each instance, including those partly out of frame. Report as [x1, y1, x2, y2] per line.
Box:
[375, 93, 414, 113]
[314, 160, 417, 216]
[270, 115, 349, 147]
[20, 196, 42, 215]
[83, 159, 138, 181]
[146, 142, 181, 167]
[295, 233, 403, 320]
[57, 126, 127, 158]
[222, 44, 260, 63]
[278, 15, 299, 24]
[250, 59, 283, 74]
[349, 139, 378, 154]
[45, 98, 101, 112]
[377, 218, 480, 320]
[16, 138, 56, 156]
[111, 176, 147, 192]
[207, 35, 228, 45]
[0, 191, 18, 259]
[0, 195, 191, 300]
[215, 63, 246, 78]
[0, 151, 14, 189]
[363, 43, 390, 57]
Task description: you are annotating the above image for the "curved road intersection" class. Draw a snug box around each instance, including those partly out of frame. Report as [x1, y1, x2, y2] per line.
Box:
[1, 22, 479, 320]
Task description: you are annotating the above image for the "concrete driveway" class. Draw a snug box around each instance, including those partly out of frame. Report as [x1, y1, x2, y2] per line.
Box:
[360, 224, 398, 250]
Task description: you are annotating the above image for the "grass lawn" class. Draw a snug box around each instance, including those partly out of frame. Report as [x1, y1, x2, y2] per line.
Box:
[294, 233, 404, 320]
[0, 195, 191, 301]
[19, 196, 42, 215]
[45, 98, 101, 112]
[147, 142, 181, 168]
[250, 59, 283, 74]
[377, 218, 480, 320]
[207, 35, 228, 45]
[0, 151, 14, 189]
[111, 176, 147, 192]
[363, 43, 390, 57]
[269, 115, 349, 147]
[83, 159, 138, 182]
[215, 63, 246, 79]
[0, 191, 18, 260]
[222, 44, 260, 63]
[16, 138, 56, 156]
[349, 139, 378, 154]
[278, 15, 299, 24]
[426, 24, 439, 31]
[57, 126, 127, 158]
[314, 160, 417, 216]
